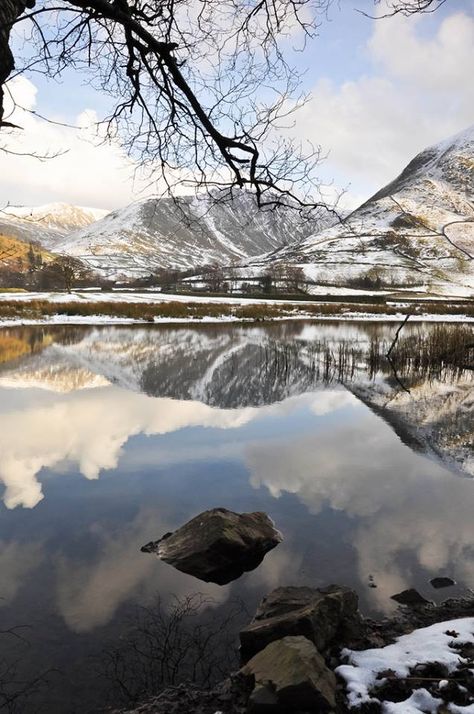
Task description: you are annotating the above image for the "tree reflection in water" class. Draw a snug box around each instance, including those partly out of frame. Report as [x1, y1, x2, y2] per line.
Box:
[96, 594, 249, 709]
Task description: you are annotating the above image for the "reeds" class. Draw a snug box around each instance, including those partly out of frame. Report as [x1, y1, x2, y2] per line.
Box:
[378, 324, 474, 380]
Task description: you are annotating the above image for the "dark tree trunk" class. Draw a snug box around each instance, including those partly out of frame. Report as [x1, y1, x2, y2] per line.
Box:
[0, 0, 32, 124]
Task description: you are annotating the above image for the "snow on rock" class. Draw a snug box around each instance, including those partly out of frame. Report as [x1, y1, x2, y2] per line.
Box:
[337, 617, 474, 712]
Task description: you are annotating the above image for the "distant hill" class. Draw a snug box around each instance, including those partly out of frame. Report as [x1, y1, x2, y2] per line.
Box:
[44, 192, 335, 279]
[0, 203, 110, 249]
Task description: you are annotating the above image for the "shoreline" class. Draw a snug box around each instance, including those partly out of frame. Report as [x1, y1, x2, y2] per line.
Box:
[0, 290, 471, 327]
[113, 587, 474, 714]
[1, 312, 474, 327]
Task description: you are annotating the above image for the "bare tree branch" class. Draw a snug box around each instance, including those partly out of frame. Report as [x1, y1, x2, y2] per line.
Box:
[0, 0, 453, 211]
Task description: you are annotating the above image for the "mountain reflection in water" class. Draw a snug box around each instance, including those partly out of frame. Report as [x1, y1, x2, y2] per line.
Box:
[0, 321, 472, 712]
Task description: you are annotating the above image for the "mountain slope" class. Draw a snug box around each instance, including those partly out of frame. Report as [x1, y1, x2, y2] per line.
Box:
[55, 192, 332, 278]
[252, 126, 474, 294]
[0, 233, 53, 268]
[0, 203, 110, 249]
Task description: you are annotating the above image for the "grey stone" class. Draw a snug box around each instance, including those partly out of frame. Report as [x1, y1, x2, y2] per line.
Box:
[141, 508, 282, 585]
[430, 577, 456, 590]
[241, 636, 337, 712]
[390, 589, 433, 606]
[240, 584, 360, 662]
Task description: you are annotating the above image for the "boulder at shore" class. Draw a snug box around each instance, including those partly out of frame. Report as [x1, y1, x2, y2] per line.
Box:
[141, 508, 282, 585]
[390, 588, 433, 606]
[242, 635, 337, 713]
[240, 584, 360, 662]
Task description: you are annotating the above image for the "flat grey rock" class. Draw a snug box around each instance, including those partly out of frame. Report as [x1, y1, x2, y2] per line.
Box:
[141, 508, 282, 585]
[391, 588, 433, 606]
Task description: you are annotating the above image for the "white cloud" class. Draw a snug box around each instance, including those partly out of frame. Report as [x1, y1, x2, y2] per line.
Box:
[0, 78, 150, 210]
[294, 10, 474, 200]
[8, 75, 37, 111]
[309, 389, 357, 416]
[0, 386, 257, 509]
[368, 12, 474, 93]
[0, 380, 355, 511]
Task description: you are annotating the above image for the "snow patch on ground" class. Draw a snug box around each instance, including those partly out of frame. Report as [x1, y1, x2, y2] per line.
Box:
[337, 618, 474, 712]
[1, 313, 473, 327]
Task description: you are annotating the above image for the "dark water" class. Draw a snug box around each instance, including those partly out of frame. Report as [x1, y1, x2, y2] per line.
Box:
[0, 321, 472, 712]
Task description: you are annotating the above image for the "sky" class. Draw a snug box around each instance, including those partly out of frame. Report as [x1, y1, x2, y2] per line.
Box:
[1, 0, 473, 211]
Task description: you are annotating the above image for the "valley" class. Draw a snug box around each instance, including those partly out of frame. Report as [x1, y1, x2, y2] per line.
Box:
[1, 126, 472, 301]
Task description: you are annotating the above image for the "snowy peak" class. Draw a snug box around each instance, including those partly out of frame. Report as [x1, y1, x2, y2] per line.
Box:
[0, 202, 110, 249]
[367, 124, 474, 210]
[3, 203, 109, 231]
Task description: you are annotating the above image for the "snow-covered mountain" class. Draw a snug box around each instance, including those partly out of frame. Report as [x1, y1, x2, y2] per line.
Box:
[0, 203, 110, 248]
[2, 126, 472, 290]
[53, 192, 333, 278]
[250, 126, 474, 294]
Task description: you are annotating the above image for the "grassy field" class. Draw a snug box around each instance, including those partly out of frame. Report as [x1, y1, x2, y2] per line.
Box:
[0, 297, 472, 322]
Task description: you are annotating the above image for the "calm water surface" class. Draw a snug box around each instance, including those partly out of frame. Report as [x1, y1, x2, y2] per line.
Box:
[0, 321, 472, 712]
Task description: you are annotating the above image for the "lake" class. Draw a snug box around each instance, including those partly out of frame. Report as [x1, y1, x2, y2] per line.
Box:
[0, 320, 472, 712]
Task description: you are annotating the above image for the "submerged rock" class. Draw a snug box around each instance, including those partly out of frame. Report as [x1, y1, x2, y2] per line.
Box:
[240, 584, 360, 662]
[430, 577, 456, 590]
[390, 588, 433, 607]
[241, 636, 337, 713]
[141, 508, 282, 585]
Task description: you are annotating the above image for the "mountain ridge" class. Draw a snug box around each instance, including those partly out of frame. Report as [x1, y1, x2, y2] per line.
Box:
[248, 125, 474, 294]
[1, 126, 473, 293]
[55, 192, 333, 278]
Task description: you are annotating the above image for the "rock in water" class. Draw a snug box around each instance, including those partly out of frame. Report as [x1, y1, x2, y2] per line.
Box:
[240, 584, 360, 662]
[141, 508, 282, 585]
[390, 588, 433, 606]
[241, 636, 337, 713]
[430, 577, 456, 590]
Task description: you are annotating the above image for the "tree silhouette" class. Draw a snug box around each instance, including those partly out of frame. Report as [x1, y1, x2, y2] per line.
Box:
[0, 0, 450, 208]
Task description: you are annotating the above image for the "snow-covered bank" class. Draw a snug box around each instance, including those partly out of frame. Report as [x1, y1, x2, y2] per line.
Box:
[0, 290, 472, 326]
[0, 290, 472, 306]
[0, 290, 315, 305]
[338, 617, 474, 712]
[0, 313, 473, 327]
